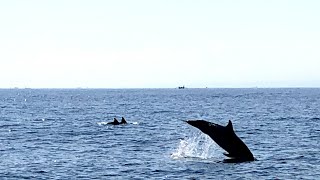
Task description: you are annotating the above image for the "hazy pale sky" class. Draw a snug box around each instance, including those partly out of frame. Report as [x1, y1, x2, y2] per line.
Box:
[1, 0, 320, 88]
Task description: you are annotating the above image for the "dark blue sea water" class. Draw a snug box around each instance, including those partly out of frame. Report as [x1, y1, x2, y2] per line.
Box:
[0, 88, 319, 179]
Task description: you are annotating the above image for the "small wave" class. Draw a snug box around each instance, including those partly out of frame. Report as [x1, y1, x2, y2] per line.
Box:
[152, 110, 174, 114]
[171, 133, 220, 160]
[33, 118, 46, 122]
[310, 117, 320, 121]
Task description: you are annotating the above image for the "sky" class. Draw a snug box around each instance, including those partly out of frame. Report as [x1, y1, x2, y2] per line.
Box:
[1, 0, 320, 88]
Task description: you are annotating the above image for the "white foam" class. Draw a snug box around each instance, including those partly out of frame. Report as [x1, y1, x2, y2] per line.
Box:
[171, 132, 220, 160]
[97, 122, 109, 126]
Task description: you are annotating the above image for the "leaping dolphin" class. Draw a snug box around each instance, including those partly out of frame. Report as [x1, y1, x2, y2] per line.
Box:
[186, 120, 255, 163]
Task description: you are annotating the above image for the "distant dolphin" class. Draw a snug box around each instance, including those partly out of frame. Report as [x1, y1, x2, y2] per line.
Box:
[186, 120, 255, 163]
[120, 117, 127, 124]
[107, 118, 120, 125]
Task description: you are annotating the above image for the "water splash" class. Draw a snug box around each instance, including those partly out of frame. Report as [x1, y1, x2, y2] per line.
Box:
[171, 132, 221, 160]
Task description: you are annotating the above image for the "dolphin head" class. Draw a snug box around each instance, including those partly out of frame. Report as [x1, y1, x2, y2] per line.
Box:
[186, 120, 210, 128]
[186, 120, 213, 134]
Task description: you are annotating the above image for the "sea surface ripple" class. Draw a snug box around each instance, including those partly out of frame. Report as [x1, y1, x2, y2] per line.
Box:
[0, 88, 319, 179]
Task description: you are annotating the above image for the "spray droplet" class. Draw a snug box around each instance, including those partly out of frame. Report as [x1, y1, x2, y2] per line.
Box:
[171, 132, 219, 160]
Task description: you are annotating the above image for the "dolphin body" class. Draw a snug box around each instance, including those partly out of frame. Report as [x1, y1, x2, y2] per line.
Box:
[186, 120, 255, 163]
[120, 117, 127, 124]
[107, 118, 120, 125]
[107, 117, 127, 125]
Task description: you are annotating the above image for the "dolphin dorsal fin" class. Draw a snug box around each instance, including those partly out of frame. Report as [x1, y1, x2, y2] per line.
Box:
[226, 120, 233, 131]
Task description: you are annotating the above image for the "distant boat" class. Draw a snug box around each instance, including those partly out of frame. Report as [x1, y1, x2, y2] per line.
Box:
[178, 86, 185, 89]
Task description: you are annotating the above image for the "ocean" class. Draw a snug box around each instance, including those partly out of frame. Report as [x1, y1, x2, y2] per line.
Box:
[0, 88, 319, 179]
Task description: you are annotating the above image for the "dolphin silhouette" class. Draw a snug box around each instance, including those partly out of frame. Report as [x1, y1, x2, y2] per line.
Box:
[186, 120, 255, 163]
[120, 117, 127, 124]
[107, 118, 120, 125]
